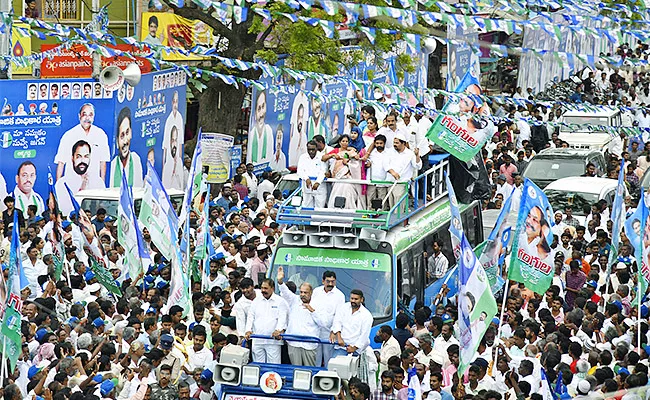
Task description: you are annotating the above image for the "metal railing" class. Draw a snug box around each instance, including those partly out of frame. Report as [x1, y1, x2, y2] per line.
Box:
[277, 157, 449, 230]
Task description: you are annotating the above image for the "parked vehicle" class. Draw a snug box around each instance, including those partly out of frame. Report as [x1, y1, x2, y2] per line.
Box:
[522, 148, 607, 189]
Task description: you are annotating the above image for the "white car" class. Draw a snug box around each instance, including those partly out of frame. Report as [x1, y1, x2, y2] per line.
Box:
[543, 177, 627, 226]
[75, 187, 185, 217]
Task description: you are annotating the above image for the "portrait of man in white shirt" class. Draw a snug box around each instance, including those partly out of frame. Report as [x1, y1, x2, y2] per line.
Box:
[55, 103, 110, 188]
[13, 161, 44, 218]
[162, 90, 184, 189]
[109, 106, 143, 188]
[55, 140, 106, 214]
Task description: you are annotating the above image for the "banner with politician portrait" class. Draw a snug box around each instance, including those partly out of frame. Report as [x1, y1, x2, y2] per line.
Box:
[426, 65, 496, 162]
[0, 79, 114, 217]
[247, 78, 351, 172]
[508, 178, 556, 295]
[109, 70, 187, 192]
[0, 71, 187, 218]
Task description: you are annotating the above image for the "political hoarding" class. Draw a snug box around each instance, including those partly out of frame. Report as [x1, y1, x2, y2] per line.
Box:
[247, 78, 351, 171]
[40, 44, 152, 78]
[508, 178, 556, 295]
[202, 132, 234, 183]
[140, 12, 215, 61]
[0, 70, 187, 217]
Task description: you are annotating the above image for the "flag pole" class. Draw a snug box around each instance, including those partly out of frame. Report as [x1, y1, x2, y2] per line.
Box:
[638, 274, 642, 350]
[1, 336, 6, 384]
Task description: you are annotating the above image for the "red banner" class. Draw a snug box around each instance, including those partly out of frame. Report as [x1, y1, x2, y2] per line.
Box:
[40, 44, 152, 78]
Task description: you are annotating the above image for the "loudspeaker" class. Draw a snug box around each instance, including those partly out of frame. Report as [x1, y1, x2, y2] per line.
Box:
[282, 230, 307, 246]
[334, 234, 358, 249]
[333, 196, 346, 208]
[327, 355, 359, 380]
[220, 343, 250, 366]
[311, 371, 341, 396]
[359, 228, 387, 242]
[422, 37, 437, 54]
[99, 63, 141, 92]
[309, 233, 333, 248]
[370, 199, 383, 210]
[214, 364, 242, 386]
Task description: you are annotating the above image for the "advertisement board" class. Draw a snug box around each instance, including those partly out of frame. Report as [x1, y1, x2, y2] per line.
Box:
[40, 44, 153, 78]
[11, 24, 32, 75]
[0, 70, 187, 216]
[202, 132, 234, 183]
[139, 12, 214, 61]
[247, 78, 351, 171]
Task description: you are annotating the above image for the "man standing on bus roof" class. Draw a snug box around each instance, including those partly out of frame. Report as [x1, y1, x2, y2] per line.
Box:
[330, 289, 373, 358]
[277, 266, 322, 366]
[297, 140, 327, 208]
[311, 271, 345, 366]
[385, 132, 421, 212]
[244, 278, 289, 364]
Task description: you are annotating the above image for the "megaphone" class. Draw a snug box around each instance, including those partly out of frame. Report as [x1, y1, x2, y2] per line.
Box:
[99, 63, 142, 92]
[422, 37, 437, 54]
[214, 364, 242, 386]
[311, 371, 341, 396]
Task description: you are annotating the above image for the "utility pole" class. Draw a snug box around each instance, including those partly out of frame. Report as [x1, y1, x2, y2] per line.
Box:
[90, 0, 101, 78]
[0, 0, 11, 79]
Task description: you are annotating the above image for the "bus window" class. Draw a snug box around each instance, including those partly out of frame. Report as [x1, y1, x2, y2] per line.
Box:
[397, 256, 412, 304]
[409, 243, 425, 302]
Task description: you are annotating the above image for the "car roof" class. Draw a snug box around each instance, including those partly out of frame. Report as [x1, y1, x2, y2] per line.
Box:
[535, 148, 599, 157]
[561, 108, 620, 118]
[76, 187, 185, 201]
[543, 177, 619, 194]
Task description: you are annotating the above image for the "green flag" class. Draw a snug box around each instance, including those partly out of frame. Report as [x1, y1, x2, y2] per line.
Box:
[88, 252, 122, 297]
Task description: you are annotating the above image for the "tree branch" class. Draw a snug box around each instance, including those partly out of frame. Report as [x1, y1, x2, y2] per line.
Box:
[255, 22, 275, 50]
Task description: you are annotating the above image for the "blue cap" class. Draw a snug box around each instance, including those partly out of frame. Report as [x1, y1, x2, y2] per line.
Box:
[282, 189, 289, 198]
[215, 226, 225, 234]
[146, 307, 156, 314]
[492, 317, 500, 325]
[243, 196, 250, 202]
[232, 234, 242, 239]
[144, 275, 155, 284]
[213, 252, 225, 261]
[33, 216, 44, 222]
[201, 369, 213, 381]
[220, 234, 231, 241]
[156, 280, 169, 289]
[209, 201, 218, 207]
[67, 317, 80, 327]
[28, 365, 45, 379]
[441, 313, 453, 324]
[229, 206, 239, 212]
[157, 263, 167, 272]
[189, 322, 197, 331]
[93, 374, 103, 383]
[586, 280, 598, 288]
[35, 327, 48, 342]
[69, 211, 77, 218]
[611, 300, 623, 311]
[92, 318, 105, 328]
[85, 270, 96, 282]
[147, 263, 157, 274]
[160, 334, 174, 350]
[1, 264, 7, 272]
[100, 380, 115, 396]
[642, 305, 649, 318]
[618, 367, 631, 376]
[104, 215, 114, 222]
[61, 220, 71, 229]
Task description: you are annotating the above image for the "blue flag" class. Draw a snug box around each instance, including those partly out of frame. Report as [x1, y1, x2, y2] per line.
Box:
[9, 211, 30, 292]
[118, 171, 150, 282]
[607, 159, 626, 281]
[445, 172, 463, 259]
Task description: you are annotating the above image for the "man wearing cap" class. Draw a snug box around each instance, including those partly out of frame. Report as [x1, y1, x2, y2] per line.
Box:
[99, 379, 117, 400]
[245, 278, 289, 363]
[250, 243, 270, 286]
[159, 333, 183, 382]
[495, 174, 513, 202]
[385, 132, 421, 212]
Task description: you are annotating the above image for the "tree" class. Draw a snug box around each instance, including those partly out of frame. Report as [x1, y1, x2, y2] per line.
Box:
[161, 0, 425, 136]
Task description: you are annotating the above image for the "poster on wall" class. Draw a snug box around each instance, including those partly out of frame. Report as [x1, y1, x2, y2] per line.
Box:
[11, 24, 32, 75]
[0, 70, 187, 216]
[246, 78, 350, 172]
[202, 132, 234, 183]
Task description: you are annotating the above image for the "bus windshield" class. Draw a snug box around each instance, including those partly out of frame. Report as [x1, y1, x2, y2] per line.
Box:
[271, 247, 393, 321]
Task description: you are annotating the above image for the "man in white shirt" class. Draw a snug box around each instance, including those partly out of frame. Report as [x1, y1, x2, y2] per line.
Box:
[495, 175, 513, 202]
[330, 289, 373, 358]
[606, 132, 625, 158]
[427, 239, 449, 282]
[376, 113, 405, 146]
[256, 172, 275, 204]
[163, 91, 184, 189]
[376, 325, 401, 375]
[55, 140, 106, 215]
[55, 103, 110, 184]
[244, 278, 289, 363]
[232, 278, 259, 337]
[311, 271, 346, 366]
[109, 106, 144, 188]
[184, 327, 213, 371]
[385, 132, 422, 212]
[366, 135, 389, 209]
[13, 161, 44, 218]
[244, 163, 258, 197]
[297, 140, 327, 208]
[277, 266, 322, 366]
